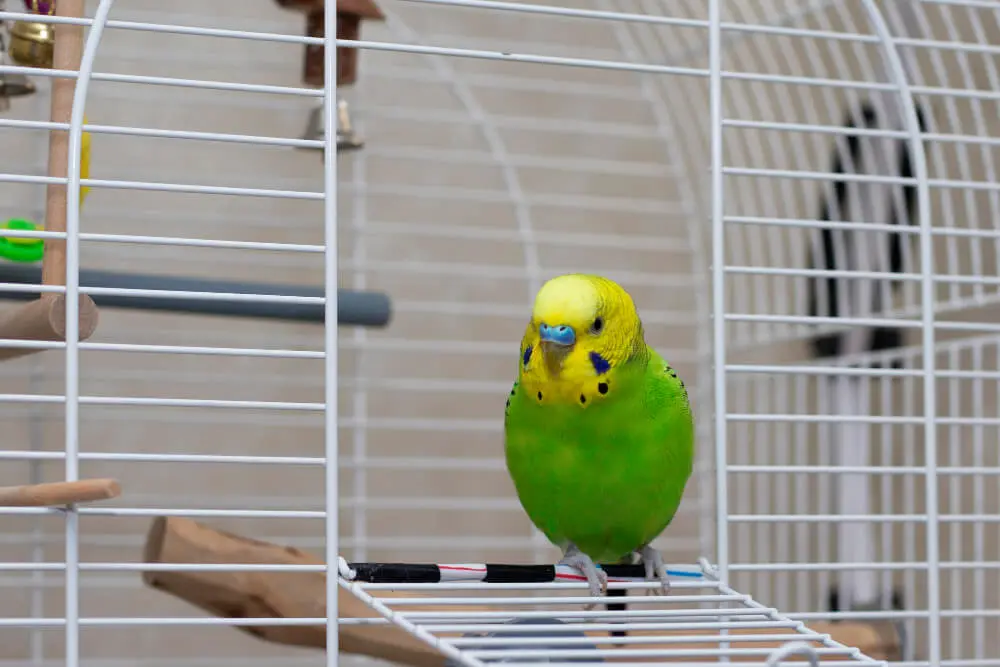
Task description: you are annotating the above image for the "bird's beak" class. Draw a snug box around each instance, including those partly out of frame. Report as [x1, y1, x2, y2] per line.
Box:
[539, 323, 575, 372]
[539, 323, 576, 346]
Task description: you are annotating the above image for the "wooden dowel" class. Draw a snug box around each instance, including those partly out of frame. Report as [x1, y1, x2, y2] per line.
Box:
[0, 478, 121, 506]
[141, 517, 902, 665]
[142, 516, 448, 667]
[0, 0, 98, 361]
[42, 0, 85, 287]
[0, 293, 99, 360]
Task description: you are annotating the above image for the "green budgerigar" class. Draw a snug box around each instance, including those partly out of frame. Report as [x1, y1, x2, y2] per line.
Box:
[503, 273, 695, 599]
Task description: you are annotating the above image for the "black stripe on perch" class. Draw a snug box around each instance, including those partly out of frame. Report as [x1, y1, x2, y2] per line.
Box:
[348, 561, 707, 641]
[348, 562, 667, 584]
[0, 262, 391, 327]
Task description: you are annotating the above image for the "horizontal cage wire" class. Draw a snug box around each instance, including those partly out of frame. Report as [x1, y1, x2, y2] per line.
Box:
[0, 0, 994, 666]
[337, 558, 884, 667]
[714, 1, 1000, 667]
[0, 1, 716, 666]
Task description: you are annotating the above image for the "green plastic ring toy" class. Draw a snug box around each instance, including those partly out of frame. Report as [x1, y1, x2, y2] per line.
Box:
[0, 218, 45, 263]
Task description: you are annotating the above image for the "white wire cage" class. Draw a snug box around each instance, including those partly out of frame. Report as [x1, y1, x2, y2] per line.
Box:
[0, 0, 997, 666]
[709, 2, 1000, 667]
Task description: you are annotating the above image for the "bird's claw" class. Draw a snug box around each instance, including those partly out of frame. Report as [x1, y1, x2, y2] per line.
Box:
[639, 544, 671, 596]
[559, 545, 608, 608]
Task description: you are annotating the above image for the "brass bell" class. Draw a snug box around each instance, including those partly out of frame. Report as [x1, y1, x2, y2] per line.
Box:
[299, 102, 322, 146]
[336, 99, 364, 151]
[0, 72, 36, 97]
[299, 99, 365, 152]
[8, 18, 55, 69]
[0, 72, 36, 110]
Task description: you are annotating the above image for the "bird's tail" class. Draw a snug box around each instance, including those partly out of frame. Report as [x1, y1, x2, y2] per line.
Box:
[606, 555, 632, 638]
[606, 587, 627, 638]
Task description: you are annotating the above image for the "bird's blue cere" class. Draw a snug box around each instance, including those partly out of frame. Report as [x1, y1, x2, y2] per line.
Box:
[539, 323, 576, 346]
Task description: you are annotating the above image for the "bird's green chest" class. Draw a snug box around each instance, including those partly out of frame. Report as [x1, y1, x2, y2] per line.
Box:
[505, 388, 661, 483]
[503, 371, 694, 561]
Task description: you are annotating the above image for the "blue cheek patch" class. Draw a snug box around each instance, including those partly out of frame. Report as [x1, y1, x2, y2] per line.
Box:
[523, 345, 533, 367]
[589, 351, 611, 375]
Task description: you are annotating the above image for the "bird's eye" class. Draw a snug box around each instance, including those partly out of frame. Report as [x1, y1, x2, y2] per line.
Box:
[591, 317, 604, 334]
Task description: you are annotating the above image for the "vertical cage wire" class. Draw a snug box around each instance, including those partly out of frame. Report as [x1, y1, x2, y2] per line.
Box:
[860, 2, 939, 662]
[348, 66, 368, 566]
[324, 1, 341, 666]
[5, 1, 1000, 665]
[715, 2, 1000, 664]
[66, 3, 119, 666]
[709, 0, 729, 585]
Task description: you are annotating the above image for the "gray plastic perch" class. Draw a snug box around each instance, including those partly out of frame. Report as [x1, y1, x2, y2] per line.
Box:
[0, 262, 391, 327]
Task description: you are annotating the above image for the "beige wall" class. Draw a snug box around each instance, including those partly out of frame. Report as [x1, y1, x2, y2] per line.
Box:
[1, 0, 999, 665]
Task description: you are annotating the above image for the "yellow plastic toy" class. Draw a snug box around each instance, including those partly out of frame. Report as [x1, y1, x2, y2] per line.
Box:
[79, 114, 91, 203]
[0, 117, 92, 263]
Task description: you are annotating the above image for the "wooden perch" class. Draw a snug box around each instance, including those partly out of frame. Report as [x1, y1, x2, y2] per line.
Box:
[0, 478, 120, 506]
[42, 0, 83, 290]
[142, 517, 902, 665]
[0, 0, 98, 361]
[142, 515, 446, 667]
[0, 293, 99, 360]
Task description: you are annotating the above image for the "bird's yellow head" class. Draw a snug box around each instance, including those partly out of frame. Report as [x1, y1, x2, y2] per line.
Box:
[517, 274, 647, 405]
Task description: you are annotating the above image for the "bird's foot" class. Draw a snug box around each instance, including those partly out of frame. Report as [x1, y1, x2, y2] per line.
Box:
[638, 544, 670, 596]
[559, 544, 607, 608]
